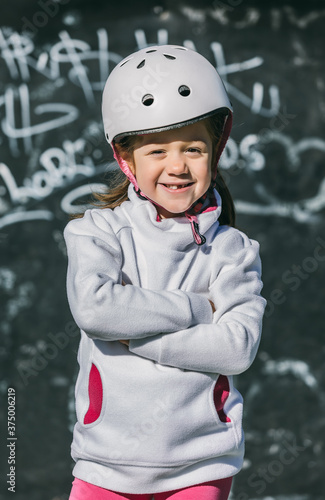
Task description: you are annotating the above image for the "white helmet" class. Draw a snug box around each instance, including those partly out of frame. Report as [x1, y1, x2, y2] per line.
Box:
[102, 44, 232, 143]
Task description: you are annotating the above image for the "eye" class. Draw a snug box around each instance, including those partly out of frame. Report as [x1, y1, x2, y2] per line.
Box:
[149, 149, 165, 155]
[186, 147, 201, 154]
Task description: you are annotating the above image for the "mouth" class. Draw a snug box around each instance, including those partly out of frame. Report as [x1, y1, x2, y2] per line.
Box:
[161, 182, 194, 190]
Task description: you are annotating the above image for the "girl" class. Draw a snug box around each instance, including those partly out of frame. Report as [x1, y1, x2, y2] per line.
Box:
[65, 45, 266, 500]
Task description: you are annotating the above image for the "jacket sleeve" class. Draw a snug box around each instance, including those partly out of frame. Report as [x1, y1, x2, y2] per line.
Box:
[129, 230, 266, 375]
[64, 209, 213, 341]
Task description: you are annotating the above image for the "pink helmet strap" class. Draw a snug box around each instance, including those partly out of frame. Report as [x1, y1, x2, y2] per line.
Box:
[212, 113, 232, 181]
[112, 143, 139, 191]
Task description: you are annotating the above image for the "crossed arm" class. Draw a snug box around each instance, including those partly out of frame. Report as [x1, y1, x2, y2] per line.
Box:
[127, 230, 266, 375]
[119, 287, 216, 347]
[64, 209, 266, 375]
[64, 209, 213, 342]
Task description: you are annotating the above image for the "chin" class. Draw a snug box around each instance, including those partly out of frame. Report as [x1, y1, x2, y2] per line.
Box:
[159, 206, 192, 219]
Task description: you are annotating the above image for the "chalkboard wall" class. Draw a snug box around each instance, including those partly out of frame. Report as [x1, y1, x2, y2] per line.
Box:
[1, 1, 325, 499]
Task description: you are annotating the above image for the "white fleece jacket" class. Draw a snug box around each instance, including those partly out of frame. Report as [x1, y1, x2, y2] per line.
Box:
[64, 184, 266, 494]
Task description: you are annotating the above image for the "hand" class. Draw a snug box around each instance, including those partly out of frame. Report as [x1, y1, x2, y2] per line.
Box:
[209, 300, 216, 313]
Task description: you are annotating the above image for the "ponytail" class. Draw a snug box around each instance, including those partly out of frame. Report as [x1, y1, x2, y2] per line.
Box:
[214, 170, 235, 227]
[204, 113, 236, 227]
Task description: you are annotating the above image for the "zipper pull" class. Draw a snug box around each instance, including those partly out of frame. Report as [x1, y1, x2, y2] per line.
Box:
[186, 214, 206, 246]
[192, 221, 206, 246]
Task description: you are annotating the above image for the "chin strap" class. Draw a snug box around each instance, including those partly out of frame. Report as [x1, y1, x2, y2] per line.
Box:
[112, 144, 139, 190]
[133, 187, 148, 201]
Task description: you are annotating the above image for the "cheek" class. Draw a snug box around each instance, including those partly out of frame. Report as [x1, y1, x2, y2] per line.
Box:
[204, 175, 212, 190]
[128, 155, 136, 176]
[202, 162, 212, 185]
[131, 162, 153, 191]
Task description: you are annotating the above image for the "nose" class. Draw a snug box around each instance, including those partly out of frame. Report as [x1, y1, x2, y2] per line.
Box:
[165, 152, 188, 175]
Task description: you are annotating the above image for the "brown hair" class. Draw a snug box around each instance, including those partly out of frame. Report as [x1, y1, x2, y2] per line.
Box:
[204, 113, 236, 227]
[72, 113, 235, 227]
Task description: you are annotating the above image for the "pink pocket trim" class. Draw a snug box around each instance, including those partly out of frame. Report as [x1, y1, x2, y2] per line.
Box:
[213, 375, 231, 423]
[84, 363, 103, 425]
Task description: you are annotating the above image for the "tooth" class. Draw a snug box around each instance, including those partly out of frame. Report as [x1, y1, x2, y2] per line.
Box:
[164, 184, 189, 189]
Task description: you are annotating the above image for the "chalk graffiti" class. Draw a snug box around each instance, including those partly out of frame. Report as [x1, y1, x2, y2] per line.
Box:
[180, 5, 325, 29]
[0, 26, 324, 230]
[0, 28, 120, 89]
[2, 126, 325, 229]
[0, 137, 117, 228]
[0, 27, 281, 117]
[1, 139, 96, 203]
[1, 84, 79, 156]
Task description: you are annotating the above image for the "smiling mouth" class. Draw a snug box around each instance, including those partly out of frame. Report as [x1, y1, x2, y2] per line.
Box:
[162, 183, 194, 190]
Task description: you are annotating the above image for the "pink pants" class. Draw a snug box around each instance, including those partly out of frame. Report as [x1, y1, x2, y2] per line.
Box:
[69, 477, 232, 500]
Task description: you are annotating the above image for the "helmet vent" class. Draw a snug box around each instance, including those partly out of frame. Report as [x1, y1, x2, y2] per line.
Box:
[163, 54, 176, 60]
[120, 58, 131, 67]
[142, 94, 154, 106]
[178, 85, 191, 97]
[146, 49, 157, 53]
[137, 59, 146, 69]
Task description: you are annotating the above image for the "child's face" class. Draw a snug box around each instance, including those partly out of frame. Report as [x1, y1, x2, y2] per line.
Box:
[128, 121, 213, 219]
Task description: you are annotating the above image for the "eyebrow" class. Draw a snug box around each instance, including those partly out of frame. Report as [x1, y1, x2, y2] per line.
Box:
[140, 137, 209, 146]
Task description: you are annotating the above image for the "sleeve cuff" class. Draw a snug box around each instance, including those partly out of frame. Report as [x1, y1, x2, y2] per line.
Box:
[187, 292, 213, 326]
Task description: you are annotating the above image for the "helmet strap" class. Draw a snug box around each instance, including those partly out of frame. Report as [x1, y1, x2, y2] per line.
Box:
[112, 143, 139, 191]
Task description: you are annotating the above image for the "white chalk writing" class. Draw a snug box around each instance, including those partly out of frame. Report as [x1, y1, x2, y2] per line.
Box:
[0, 26, 324, 229]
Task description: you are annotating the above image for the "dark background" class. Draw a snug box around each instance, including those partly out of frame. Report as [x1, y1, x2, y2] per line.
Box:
[1, 1, 325, 499]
